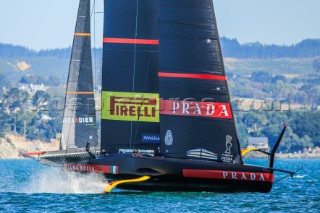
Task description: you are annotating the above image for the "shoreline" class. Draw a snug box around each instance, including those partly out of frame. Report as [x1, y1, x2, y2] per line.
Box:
[1, 154, 319, 161]
[244, 153, 320, 159]
[0, 134, 59, 160]
[1, 134, 319, 160]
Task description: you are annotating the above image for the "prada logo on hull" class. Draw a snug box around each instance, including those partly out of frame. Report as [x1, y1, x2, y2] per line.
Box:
[183, 169, 274, 182]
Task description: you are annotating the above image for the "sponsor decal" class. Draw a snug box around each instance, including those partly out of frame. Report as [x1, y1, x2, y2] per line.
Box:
[221, 135, 234, 163]
[63, 117, 94, 124]
[142, 134, 160, 144]
[165, 130, 173, 146]
[187, 148, 218, 160]
[119, 149, 154, 154]
[160, 100, 233, 119]
[102, 91, 159, 122]
[221, 154, 233, 163]
[183, 170, 274, 182]
[64, 164, 118, 174]
[225, 135, 233, 154]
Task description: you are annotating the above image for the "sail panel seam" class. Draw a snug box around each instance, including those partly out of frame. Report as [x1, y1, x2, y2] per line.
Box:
[105, 48, 158, 53]
[66, 92, 95, 95]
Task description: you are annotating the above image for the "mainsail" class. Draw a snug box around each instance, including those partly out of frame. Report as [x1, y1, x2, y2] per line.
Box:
[100, 0, 242, 163]
[158, 0, 242, 164]
[101, 0, 159, 153]
[60, 0, 98, 150]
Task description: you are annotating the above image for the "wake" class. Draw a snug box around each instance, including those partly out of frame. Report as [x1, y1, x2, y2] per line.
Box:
[22, 167, 107, 194]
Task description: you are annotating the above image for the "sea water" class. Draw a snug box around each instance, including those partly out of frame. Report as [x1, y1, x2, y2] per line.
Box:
[0, 159, 319, 212]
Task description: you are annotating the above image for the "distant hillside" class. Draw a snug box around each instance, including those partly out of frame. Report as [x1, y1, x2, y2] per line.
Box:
[221, 38, 320, 59]
[223, 58, 315, 75]
[1, 39, 320, 153]
[0, 45, 102, 87]
[1, 38, 320, 59]
[0, 38, 319, 89]
[0, 43, 101, 59]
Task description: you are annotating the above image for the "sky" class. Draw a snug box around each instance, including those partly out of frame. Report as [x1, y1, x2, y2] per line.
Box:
[0, 0, 319, 50]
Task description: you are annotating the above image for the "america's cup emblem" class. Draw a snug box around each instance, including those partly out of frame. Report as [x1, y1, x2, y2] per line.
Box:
[225, 135, 233, 154]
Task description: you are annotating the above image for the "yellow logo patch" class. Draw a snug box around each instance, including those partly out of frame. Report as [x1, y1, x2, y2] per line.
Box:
[102, 91, 159, 122]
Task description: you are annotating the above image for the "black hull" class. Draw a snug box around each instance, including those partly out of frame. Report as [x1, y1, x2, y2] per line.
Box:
[65, 154, 274, 193]
[113, 178, 272, 193]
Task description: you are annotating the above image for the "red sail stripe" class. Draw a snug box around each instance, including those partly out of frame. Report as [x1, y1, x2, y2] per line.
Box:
[103, 38, 159, 45]
[158, 72, 227, 81]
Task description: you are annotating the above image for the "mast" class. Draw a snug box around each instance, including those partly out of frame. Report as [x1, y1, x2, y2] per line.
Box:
[158, 0, 243, 164]
[101, 0, 159, 153]
[60, 0, 98, 150]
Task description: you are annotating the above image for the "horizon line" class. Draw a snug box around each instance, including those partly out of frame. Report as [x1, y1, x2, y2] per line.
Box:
[1, 37, 320, 52]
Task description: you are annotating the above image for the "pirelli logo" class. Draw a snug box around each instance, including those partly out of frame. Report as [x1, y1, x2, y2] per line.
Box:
[102, 91, 159, 122]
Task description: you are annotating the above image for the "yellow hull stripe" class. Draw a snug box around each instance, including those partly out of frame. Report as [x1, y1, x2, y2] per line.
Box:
[105, 176, 151, 193]
[241, 148, 260, 156]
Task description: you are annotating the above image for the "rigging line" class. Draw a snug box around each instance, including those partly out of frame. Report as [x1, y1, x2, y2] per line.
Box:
[274, 174, 292, 184]
[92, 0, 100, 147]
[93, 0, 96, 87]
[130, 0, 140, 149]
[132, 0, 139, 92]
[132, 7, 159, 149]
[92, 0, 101, 147]
[132, 52, 152, 149]
[274, 166, 304, 183]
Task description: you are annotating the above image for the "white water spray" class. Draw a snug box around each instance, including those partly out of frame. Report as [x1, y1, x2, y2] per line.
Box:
[23, 167, 107, 194]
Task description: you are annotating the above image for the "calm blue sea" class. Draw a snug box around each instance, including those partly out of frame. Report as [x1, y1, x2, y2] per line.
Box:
[0, 159, 319, 212]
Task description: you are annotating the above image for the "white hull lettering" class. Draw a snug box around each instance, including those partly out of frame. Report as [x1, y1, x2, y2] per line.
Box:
[63, 117, 94, 124]
[161, 100, 233, 119]
[250, 173, 256, 181]
[222, 172, 270, 182]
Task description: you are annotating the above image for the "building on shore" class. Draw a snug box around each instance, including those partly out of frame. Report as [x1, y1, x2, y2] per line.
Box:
[19, 83, 49, 95]
[247, 137, 269, 150]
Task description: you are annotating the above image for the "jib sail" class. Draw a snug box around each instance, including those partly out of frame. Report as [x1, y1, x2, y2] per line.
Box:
[101, 0, 160, 153]
[60, 0, 98, 150]
[158, 0, 242, 164]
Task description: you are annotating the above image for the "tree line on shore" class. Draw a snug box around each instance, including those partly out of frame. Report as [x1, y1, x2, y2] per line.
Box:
[1, 37, 320, 59]
[0, 37, 320, 153]
[0, 87, 319, 153]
